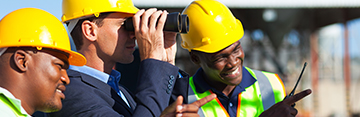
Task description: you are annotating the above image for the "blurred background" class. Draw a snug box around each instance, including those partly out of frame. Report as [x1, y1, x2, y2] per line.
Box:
[2, 0, 360, 116]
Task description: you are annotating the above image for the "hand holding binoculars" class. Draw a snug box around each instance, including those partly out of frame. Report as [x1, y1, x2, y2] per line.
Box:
[124, 12, 189, 33]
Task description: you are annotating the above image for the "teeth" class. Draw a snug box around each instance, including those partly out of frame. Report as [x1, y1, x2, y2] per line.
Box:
[225, 67, 238, 75]
[56, 89, 62, 93]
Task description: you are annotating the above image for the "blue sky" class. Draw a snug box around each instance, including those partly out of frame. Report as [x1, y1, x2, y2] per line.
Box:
[0, 0, 62, 20]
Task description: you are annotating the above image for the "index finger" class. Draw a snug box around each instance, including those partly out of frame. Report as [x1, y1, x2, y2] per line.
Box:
[191, 94, 216, 107]
[133, 9, 145, 32]
[156, 10, 168, 31]
[283, 89, 312, 105]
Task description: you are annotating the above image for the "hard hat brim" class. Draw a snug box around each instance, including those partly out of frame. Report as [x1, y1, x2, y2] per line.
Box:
[60, 49, 87, 66]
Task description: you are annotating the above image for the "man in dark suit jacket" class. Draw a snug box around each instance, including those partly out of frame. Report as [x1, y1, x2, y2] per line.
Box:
[50, 59, 186, 116]
[48, 0, 214, 116]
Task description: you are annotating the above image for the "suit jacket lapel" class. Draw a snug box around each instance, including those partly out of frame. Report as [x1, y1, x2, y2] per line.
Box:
[67, 69, 134, 114]
[118, 84, 137, 109]
[110, 87, 134, 113]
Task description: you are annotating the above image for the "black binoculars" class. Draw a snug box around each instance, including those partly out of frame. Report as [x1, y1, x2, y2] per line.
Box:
[124, 12, 189, 33]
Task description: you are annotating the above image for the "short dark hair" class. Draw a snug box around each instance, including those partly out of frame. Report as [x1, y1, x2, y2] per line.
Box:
[69, 12, 113, 50]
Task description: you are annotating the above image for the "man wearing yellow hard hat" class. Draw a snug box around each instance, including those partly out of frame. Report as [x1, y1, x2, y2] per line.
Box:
[0, 8, 86, 116]
[48, 0, 215, 116]
[180, 0, 312, 116]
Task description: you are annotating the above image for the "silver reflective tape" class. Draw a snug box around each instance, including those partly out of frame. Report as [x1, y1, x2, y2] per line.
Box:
[67, 19, 79, 33]
[188, 84, 197, 104]
[0, 48, 8, 56]
[188, 82, 206, 117]
[253, 70, 275, 110]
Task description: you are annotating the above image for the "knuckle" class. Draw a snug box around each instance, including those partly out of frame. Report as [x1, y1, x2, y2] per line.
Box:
[140, 28, 147, 33]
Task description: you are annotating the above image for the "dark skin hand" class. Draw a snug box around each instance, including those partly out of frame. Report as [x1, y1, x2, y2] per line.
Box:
[259, 89, 312, 117]
[160, 94, 217, 117]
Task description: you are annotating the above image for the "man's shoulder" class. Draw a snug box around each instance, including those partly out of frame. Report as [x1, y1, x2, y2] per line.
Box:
[65, 69, 113, 98]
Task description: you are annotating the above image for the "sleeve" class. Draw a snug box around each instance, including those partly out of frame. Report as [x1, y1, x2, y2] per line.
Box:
[133, 59, 189, 117]
[169, 69, 189, 104]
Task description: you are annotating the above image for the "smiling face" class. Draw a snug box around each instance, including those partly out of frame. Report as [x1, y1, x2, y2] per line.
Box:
[95, 12, 136, 64]
[26, 49, 70, 112]
[191, 41, 245, 87]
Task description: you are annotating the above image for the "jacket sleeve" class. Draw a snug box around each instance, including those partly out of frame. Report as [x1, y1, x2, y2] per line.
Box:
[133, 59, 189, 117]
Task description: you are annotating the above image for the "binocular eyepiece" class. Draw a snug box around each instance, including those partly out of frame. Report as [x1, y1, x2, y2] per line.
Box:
[124, 12, 189, 33]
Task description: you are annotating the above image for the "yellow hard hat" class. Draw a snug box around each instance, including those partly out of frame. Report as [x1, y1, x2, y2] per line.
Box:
[180, 0, 244, 53]
[0, 8, 86, 66]
[62, 0, 139, 22]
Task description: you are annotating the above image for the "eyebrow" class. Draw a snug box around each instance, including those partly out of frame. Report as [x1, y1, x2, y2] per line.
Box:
[212, 42, 241, 59]
[63, 60, 70, 69]
[233, 42, 241, 51]
[63, 59, 70, 67]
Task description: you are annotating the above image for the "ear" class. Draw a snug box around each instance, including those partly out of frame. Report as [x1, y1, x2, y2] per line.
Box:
[14, 50, 29, 72]
[82, 20, 98, 42]
[190, 52, 201, 65]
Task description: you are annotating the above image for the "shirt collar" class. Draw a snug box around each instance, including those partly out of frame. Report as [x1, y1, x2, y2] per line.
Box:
[109, 69, 122, 83]
[69, 65, 122, 83]
[69, 65, 109, 83]
[192, 66, 257, 93]
[0, 87, 30, 116]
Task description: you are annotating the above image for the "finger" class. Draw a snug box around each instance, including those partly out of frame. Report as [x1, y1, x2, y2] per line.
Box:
[179, 94, 216, 113]
[176, 95, 184, 113]
[133, 9, 145, 32]
[290, 108, 298, 116]
[191, 93, 216, 107]
[176, 95, 184, 105]
[170, 96, 183, 111]
[140, 8, 157, 31]
[179, 103, 200, 113]
[284, 89, 312, 105]
[160, 96, 183, 117]
[149, 10, 163, 32]
[177, 113, 199, 117]
[156, 10, 168, 32]
[175, 113, 183, 117]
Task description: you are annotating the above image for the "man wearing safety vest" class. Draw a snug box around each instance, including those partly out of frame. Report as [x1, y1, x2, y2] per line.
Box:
[180, 0, 312, 117]
[0, 8, 87, 116]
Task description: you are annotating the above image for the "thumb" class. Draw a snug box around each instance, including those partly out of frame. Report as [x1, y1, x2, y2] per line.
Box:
[175, 95, 184, 113]
[160, 95, 184, 117]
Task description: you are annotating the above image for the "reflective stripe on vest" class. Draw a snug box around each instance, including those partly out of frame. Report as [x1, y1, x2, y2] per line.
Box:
[188, 67, 286, 117]
[188, 76, 229, 117]
[0, 95, 28, 117]
[253, 70, 274, 110]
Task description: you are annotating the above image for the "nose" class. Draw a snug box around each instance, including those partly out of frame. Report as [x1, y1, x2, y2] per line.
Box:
[128, 31, 136, 40]
[226, 54, 240, 68]
[61, 70, 70, 85]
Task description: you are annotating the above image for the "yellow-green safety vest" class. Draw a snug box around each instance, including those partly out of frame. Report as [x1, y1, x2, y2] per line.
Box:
[188, 67, 286, 117]
[0, 94, 29, 117]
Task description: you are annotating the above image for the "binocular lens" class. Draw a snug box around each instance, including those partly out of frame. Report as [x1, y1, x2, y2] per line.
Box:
[181, 14, 189, 33]
[124, 12, 189, 33]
